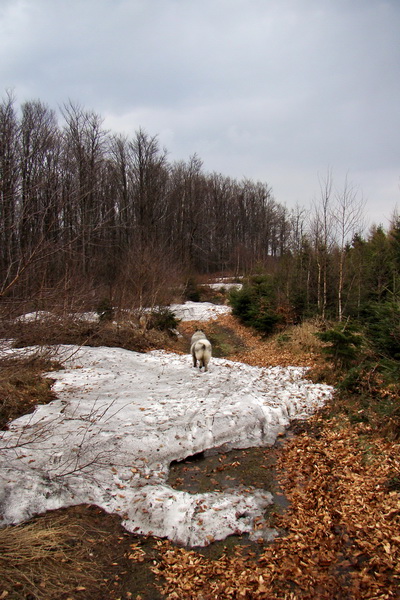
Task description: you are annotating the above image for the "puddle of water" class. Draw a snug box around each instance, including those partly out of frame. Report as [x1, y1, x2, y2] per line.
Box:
[168, 441, 290, 555]
[170, 445, 287, 500]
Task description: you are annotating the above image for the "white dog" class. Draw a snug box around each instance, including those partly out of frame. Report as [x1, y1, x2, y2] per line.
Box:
[190, 329, 212, 372]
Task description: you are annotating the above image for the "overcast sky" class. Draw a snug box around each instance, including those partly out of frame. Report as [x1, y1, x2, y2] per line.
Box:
[1, 0, 399, 228]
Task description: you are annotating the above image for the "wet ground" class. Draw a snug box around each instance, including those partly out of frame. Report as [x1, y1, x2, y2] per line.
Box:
[168, 440, 290, 559]
[1, 440, 292, 600]
[169, 443, 287, 505]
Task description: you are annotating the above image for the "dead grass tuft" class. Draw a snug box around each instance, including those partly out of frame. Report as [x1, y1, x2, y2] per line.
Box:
[0, 355, 59, 430]
[6, 314, 174, 354]
[0, 514, 103, 599]
[275, 319, 324, 354]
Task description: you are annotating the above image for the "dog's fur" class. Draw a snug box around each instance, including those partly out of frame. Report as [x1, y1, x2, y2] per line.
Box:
[190, 329, 212, 372]
[190, 330, 207, 347]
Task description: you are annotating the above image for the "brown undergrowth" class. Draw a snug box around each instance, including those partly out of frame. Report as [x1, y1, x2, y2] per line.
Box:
[151, 417, 400, 599]
[176, 314, 325, 368]
[0, 355, 60, 430]
[8, 316, 172, 353]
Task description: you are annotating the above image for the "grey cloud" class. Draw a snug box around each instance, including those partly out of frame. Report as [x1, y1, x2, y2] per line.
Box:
[0, 0, 399, 225]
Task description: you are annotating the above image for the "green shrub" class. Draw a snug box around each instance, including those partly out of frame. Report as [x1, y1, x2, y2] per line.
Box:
[363, 300, 400, 360]
[229, 275, 281, 335]
[276, 333, 292, 346]
[184, 277, 201, 302]
[229, 286, 257, 326]
[316, 321, 365, 369]
[338, 365, 369, 393]
[250, 304, 280, 335]
[148, 307, 180, 332]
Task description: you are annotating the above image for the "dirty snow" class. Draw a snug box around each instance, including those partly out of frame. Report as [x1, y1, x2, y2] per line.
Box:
[170, 301, 231, 321]
[0, 304, 333, 547]
[15, 310, 58, 323]
[202, 283, 243, 291]
[14, 302, 230, 325]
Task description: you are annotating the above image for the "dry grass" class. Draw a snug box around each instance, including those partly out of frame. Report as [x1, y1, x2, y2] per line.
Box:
[0, 355, 59, 430]
[0, 514, 103, 599]
[3, 313, 175, 355]
[275, 319, 324, 354]
[209, 315, 325, 369]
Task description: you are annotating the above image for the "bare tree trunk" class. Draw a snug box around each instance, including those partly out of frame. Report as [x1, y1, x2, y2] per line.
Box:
[333, 175, 365, 321]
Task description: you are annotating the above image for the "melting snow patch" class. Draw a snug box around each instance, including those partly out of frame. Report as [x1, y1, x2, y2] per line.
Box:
[205, 283, 243, 291]
[15, 311, 56, 323]
[0, 345, 333, 546]
[170, 301, 231, 321]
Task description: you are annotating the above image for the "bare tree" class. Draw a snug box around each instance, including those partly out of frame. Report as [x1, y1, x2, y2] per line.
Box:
[129, 128, 169, 246]
[310, 170, 335, 319]
[333, 176, 365, 321]
[0, 91, 20, 287]
[61, 102, 108, 275]
[167, 155, 207, 269]
[1, 92, 298, 309]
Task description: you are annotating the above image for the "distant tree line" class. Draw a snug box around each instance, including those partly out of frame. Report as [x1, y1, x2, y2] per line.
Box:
[0, 93, 290, 309]
[0, 92, 398, 328]
[250, 170, 399, 326]
[229, 211, 400, 395]
[276, 216, 400, 322]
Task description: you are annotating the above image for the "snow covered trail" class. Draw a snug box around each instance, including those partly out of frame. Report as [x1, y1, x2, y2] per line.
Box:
[0, 345, 333, 546]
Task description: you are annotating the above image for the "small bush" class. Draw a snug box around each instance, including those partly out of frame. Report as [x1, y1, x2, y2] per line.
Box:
[316, 321, 365, 369]
[338, 365, 367, 393]
[147, 307, 180, 332]
[184, 277, 201, 302]
[229, 285, 257, 326]
[229, 275, 281, 335]
[96, 298, 114, 322]
[277, 333, 292, 346]
[250, 304, 281, 335]
[363, 300, 400, 360]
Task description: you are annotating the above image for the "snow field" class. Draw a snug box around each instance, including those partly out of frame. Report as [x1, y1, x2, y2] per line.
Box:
[0, 344, 333, 546]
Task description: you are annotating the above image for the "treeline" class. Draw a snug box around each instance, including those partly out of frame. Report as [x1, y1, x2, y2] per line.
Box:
[0, 92, 398, 326]
[277, 215, 400, 324]
[229, 215, 400, 399]
[0, 93, 289, 309]
[233, 218, 400, 325]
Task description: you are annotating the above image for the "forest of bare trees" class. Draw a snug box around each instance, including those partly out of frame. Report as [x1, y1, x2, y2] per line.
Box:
[0, 93, 291, 309]
[1, 92, 399, 324]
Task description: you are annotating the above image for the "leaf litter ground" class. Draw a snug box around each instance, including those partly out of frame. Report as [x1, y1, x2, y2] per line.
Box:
[1, 311, 399, 599]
